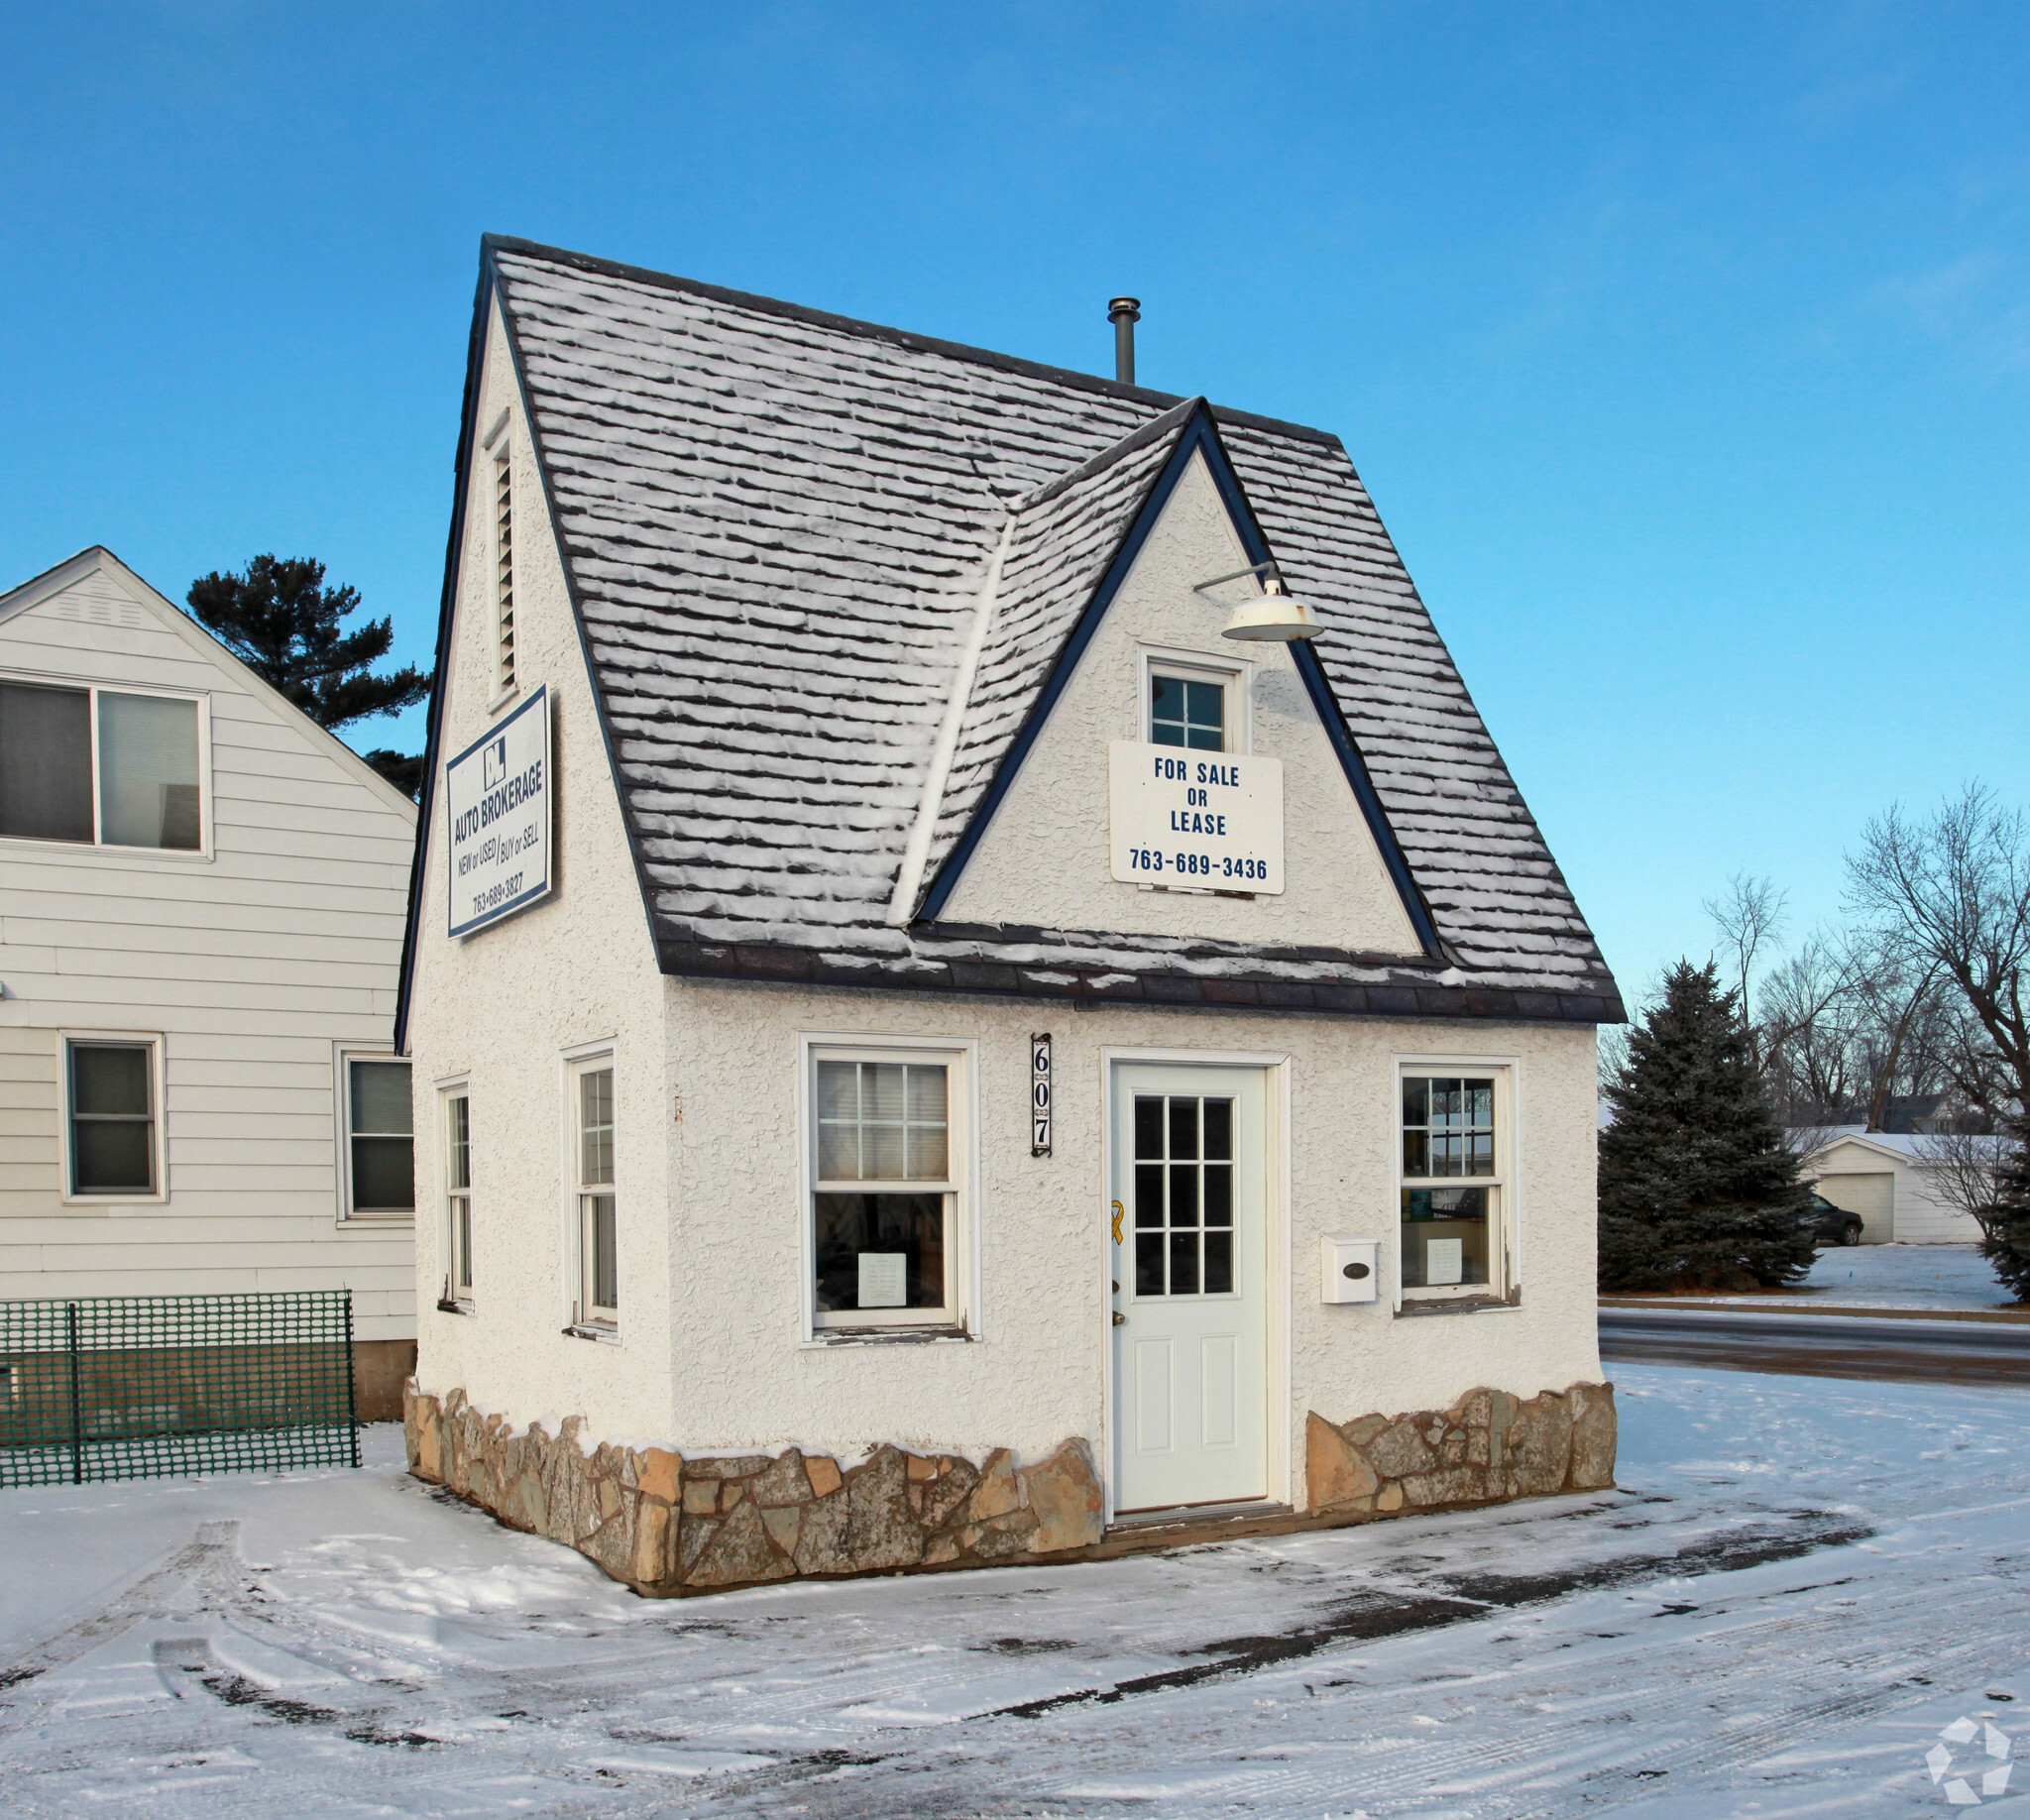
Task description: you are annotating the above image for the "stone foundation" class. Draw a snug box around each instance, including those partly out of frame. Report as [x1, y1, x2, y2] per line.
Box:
[1305, 1381, 1617, 1517]
[406, 1379, 1615, 1597]
[404, 1386, 1105, 1595]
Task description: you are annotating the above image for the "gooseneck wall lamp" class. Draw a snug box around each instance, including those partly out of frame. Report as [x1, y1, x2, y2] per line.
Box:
[1191, 561, 1324, 642]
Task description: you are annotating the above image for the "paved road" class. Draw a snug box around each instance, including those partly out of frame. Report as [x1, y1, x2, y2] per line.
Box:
[1599, 1306, 2030, 1386]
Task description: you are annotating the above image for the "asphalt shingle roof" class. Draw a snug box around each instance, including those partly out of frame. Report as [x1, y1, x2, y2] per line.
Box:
[481, 237, 1621, 1024]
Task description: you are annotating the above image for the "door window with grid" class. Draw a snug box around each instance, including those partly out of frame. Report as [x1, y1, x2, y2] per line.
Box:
[1131, 1093, 1235, 1297]
[812, 1054, 959, 1327]
[1400, 1074, 1502, 1293]
[444, 1091, 472, 1303]
[575, 1064, 617, 1326]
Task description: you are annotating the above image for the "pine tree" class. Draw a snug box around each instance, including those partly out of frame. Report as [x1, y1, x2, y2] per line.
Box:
[187, 555, 427, 798]
[1978, 1117, 2030, 1303]
[1599, 961, 1818, 1293]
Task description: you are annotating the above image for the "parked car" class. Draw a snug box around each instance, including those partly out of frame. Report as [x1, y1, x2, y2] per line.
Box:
[1804, 1194, 1863, 1247]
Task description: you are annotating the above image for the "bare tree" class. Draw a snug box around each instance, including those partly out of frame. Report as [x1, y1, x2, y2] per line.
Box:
[1705, 872, 1787, 1065]
[1847, 784, 2030, 1120]
[1758, 933, 1861, 1122]
[1912, 1127, 2015, 1240]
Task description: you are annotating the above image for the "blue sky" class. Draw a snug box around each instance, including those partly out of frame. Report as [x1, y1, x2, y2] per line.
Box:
[4, 2, 2025, 1001]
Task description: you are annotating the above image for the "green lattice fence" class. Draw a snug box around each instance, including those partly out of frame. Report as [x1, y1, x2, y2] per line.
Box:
[0, 1291, 359, 1487]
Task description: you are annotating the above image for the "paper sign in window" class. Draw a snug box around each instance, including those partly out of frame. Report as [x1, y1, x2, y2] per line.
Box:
[857, 1253, 907, 1308]
[1424, 1237, 1464, 1286]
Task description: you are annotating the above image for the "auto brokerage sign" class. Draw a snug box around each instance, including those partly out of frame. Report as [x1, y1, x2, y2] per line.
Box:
[445, 687, 551, 938]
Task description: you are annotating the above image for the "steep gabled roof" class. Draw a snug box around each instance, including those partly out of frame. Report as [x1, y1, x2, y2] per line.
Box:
[450, 235, 1620, 1022]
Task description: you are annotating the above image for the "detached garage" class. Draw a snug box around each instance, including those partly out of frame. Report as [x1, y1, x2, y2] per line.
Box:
[1806, 1130, 1993, 1245]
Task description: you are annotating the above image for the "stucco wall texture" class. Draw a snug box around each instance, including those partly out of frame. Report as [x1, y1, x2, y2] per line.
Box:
[408, 305, 680, 1445]
[407, 305, 1605, 1517]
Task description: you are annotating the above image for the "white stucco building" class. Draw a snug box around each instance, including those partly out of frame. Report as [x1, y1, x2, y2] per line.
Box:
[0, 548, 419, 1416]
[397, 239, 1625, 1594]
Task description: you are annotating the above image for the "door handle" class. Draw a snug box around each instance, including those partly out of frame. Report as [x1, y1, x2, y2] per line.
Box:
[1112, 1311, 1126, 1325]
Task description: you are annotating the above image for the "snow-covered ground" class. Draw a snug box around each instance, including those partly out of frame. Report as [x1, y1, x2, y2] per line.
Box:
[1609, 1242, 2020, 1312]
[2, 1369, 2027, 1818]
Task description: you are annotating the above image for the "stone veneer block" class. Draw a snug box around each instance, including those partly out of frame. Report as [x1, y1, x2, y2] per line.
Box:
[1305, 1381, 1616, 1519]
[400, 1380, 1612, 1600]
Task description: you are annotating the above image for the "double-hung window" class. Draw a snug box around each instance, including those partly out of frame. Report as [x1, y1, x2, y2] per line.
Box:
[0, 681, 204, 852]
[65, 1037, 162, 1198]
[341, 1056, 414, 1218]
[1399, 1071, 1508, 1299]
[810, 1046, 965, 1332]
[442, 1088, 472, 1306]
[573, 1061, 617, 1329]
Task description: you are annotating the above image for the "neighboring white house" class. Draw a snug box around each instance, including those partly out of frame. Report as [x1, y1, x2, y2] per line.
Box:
[396, 238, 1625, 1596]
[1807, 1127, 2001, 1245]
[0, 548, 419, 1416]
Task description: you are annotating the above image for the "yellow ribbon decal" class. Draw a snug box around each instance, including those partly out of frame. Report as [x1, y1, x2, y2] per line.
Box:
[1110, 1199, 1124, 1244]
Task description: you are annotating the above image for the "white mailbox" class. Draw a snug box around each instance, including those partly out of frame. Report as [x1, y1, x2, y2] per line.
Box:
[1322, 1234, 1380, 1304]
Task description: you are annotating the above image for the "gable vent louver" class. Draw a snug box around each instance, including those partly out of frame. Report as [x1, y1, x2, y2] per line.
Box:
[494, 449, 516, 696]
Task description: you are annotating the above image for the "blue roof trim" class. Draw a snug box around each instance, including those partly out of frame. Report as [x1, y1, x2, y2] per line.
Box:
[1189, 417, 1447, 963]
[917, 402, 1444, 961]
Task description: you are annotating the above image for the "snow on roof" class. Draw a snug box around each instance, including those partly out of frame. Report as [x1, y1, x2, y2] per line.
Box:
[1802, 1126, 2012, 1161]
[481, 237, 1622, 1021]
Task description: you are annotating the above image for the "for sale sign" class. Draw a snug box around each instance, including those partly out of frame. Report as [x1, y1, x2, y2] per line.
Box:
[445, 688, 551, 938]
[1108, 740, 1284, 894]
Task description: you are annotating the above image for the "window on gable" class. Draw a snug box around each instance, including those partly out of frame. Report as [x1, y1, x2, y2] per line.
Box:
[0, 682, 202, 851]
[1150, 672, 1226, 751]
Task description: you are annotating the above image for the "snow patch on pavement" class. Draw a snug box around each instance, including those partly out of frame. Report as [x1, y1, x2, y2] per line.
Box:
[0, 1377, 2026, 1816]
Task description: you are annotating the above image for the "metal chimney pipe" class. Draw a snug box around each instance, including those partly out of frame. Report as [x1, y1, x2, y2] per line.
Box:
[1108, 297, 1141, 387]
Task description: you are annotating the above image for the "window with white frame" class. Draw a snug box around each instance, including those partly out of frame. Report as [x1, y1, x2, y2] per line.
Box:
[442, 1087, 472, 1304]
[1399, 1072, 1507, 1297]
[65, 1037, 162, 1197]
[341, 1057, 414, 1217]
[810, 1048, 964, 1330]
[573, 1061, 617, 1327]
[0, 681, 203, 851]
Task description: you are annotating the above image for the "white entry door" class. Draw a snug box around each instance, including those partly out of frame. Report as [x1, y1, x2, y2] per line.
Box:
[1110, 1063, 1269, 1514]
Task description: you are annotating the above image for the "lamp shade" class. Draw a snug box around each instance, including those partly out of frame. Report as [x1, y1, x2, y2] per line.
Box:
[1220, 580, 1321, 642]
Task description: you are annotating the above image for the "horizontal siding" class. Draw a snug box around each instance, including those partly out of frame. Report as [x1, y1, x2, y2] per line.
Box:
[2, 914, 403, 965]
[0, 1213, 411, 1244]
[0, 577, 417, 1335]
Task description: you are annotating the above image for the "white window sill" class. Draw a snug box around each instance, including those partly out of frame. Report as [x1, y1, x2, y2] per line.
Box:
[436, 1297, 475, 1316]
[339, 1213, 415, 1229]
[803, 1324, 974, 1348]
[563, 1322, 620, 1344]
[0, 835, 214, 863]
